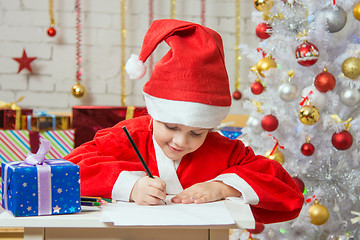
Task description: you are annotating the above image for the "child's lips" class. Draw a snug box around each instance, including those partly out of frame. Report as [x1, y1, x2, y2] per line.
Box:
[168, 144, 183, 152]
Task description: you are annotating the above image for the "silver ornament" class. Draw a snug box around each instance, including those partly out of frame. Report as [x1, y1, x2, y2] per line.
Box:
[246, 116, 263, 134]
[340, 88, 360, 106]
[278, 82, 299, 101]
[320, 5, 347, 33]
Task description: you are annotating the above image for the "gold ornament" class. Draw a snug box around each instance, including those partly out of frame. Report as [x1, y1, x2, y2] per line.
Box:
[309, 200, 329, 225]
[71, 82, 86, 98]
[254, 0, 273, 14]
[354, 2, 360, 21]
[265, 148, 285, 165]
[341, 57, 360, 79]
[298, 104, 320, 125]
[252, 55, 277, 77]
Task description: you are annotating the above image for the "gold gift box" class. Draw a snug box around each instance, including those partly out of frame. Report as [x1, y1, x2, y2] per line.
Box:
[21, 114, 71, 132]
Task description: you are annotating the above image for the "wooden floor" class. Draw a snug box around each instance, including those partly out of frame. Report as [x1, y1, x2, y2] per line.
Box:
[0, 228, 24, 240]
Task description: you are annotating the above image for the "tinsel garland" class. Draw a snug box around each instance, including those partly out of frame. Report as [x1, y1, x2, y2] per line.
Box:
[234, 0, 241, 91]
[120, 0, 126, 106]
[148, 0, 154, 76]
[171, 0, 176, 19]
[201, 0, 206, 26]
[75, 0, 82, 84]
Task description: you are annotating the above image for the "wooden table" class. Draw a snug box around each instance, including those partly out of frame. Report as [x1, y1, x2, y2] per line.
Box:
[0, 201, 254, 240]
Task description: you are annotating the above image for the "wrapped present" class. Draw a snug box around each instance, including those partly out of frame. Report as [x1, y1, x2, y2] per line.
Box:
[0, 129, 74, 163]
[21, 111, 71, 132]
[73, 105, 147, 147]
[0, 98, 33, 130]
[1, 139, 81, 217]
[219, 126, 243, 140]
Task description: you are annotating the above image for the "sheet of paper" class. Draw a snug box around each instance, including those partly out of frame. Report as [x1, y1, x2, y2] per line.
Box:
[99, 197, 236, 226]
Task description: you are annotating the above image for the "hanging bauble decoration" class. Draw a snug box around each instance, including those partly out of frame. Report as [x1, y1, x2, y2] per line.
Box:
[246, 116, 263, 134]
[309, 200, 329, 225]
[354, 2, 360, 21]
[331, 130, 353, 150]
[251, 80, 264, 95]
[320, 5, 347, 33]
[341, 57, 360, 79]
[295, 41, 319, 66]
[47, 0, 56, 37]
[340, 87, 360, 106]
[299, 104, 320, 126]
[261, 114, 278, 132]
[255, 22, 272, 39]
[301, 86, 327, 110]
[247, 222, 265, 234]
[265, 147, 284, 165]
[232, 90, 242, 100]
[278, 70, 298, 102]
[72, 0, 86, 98]
[314, 68, 336, 92]
[301, 138, 315, 156]
[292, 176, 305, 193]
[252, 55, 277, 77]
[71, 82, 86, 98]
[254, 0, 273, 14]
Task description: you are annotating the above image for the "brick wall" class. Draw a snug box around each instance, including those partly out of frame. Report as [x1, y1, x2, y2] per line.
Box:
[0, 0, 257, 114]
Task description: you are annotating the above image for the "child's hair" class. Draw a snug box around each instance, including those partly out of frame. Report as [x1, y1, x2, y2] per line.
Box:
[125, 19, 231, 129]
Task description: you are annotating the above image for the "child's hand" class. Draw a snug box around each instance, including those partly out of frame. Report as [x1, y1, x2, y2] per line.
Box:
[171, 181, 241, 204]
[130, 176, 167, 205]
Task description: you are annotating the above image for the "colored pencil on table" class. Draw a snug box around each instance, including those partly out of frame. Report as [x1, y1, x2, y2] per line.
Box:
[81, 196, 101, 202]
[81, 201, 101, 207]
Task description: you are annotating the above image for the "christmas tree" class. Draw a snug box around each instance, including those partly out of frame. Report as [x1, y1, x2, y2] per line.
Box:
[232, 0, 360, 239]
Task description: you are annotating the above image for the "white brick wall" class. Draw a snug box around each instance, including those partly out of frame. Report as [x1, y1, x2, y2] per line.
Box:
[0, 0, 257, 114]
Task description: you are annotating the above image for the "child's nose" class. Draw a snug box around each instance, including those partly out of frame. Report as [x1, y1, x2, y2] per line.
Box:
[173, 133, 188, 147]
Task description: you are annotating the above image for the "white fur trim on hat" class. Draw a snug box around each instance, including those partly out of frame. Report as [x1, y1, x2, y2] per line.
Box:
[144, 93, 230, 129]
[125, 54, 147, 80]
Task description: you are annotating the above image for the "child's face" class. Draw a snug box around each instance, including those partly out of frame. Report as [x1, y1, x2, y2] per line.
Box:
[153, 120, 210, 161]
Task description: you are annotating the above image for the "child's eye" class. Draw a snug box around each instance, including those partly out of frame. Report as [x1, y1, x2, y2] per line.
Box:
[191, 131, 203, 137]
[164, 124, 177, 130]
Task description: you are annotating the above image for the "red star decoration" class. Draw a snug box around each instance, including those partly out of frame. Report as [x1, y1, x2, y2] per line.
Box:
[13, 49, 37, 73]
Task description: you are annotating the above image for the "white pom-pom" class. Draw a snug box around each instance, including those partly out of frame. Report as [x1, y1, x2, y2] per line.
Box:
[125, 54, 147, 80]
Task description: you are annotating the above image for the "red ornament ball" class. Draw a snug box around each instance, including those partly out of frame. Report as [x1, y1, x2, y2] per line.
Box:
[292, 176, 305, 193]
[314, 71, 336, 92]
[255, 22, 272, 40]
[47, 27, 56, 37]
[247, 222, 265, 234]
[251, 82, 264, 95]
[295, 41, 319, 66]
[261, 114, 278, 132]
[331, 130, 353, 150]
[232, 90, 242, 100]
[301, 142, 315, 156]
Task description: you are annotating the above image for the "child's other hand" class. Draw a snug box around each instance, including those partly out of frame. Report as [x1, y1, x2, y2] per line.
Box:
[171, 181, 241, 204]
[130, 176, 167, 205]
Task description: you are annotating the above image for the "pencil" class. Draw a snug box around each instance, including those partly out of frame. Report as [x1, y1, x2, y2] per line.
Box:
[81, 196, 101, 202]
[122, 126, 167, 205]
[81, 201, 101, 206]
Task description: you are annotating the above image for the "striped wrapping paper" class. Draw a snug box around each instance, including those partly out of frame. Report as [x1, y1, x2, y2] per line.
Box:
[40, 130, 74, 159]
[0, 129, 74, 206]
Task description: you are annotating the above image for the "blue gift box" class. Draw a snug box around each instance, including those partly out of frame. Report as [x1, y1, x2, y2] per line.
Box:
[220, 126, 243, 140]
[1, 139, 81, 217]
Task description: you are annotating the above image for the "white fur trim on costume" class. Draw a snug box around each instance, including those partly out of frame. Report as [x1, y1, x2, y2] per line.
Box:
[125, 54, 147, 80]
[211, 173, 259, 205]
[111, 171, 146, 201]
[144, 93, 230, 129]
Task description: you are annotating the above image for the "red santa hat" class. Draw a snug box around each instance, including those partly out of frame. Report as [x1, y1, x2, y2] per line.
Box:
[125, 19, 231, 128]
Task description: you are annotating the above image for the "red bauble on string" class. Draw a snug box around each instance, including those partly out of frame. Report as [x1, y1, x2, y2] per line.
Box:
[331, 130, 353, 150]
[251, 81, 264, 95]
[314, 69, 336, 92]
[261, 114, 278, 132]
[232, 90, 242, 100]
[47, 27, 56, 37]
[301, 142, 315, 156]
[255, 22, 272, 40]
[295, 41, 319, 66]
[292, 176, 305, 193]
[247, 222, 265, 234]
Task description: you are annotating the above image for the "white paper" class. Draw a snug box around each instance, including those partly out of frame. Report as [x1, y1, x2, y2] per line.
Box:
[99, 197, 236, 226]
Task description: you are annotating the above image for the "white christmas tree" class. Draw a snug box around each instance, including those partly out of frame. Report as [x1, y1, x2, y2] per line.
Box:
[232, 0, 360, 239]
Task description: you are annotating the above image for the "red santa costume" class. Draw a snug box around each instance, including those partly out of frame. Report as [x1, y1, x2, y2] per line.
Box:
[65, 19, 304, 224]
